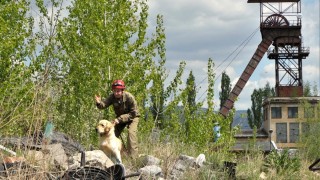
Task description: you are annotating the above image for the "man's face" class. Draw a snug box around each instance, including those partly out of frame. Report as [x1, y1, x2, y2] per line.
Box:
[113, 89, 123, 98]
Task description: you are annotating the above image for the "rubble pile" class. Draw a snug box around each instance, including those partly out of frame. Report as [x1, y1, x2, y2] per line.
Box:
[0, 132, 210, 179]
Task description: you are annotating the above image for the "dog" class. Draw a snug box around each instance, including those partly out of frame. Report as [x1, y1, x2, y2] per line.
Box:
[96, 120, 122, 164]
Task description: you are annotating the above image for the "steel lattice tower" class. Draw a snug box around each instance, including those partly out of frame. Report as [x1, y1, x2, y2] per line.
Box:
[252, 0, 310, 96]
[220, 0, 310, 117]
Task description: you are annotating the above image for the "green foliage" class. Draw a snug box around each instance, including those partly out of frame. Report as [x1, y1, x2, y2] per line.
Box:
[0, 0, 31, 81]
[178, 59, 235, 149]
[263, 82, 276, 97]
[247, 89, 263, 129]
[186, 71, 196, 114]
[147, 58, 236, 150]
[206, 58, 215, 116]
[0, 0, 170, 147]
[303, 81, 312, 96]
[0, 0, 236, 157]
[236, 150, 265, 180]
[215, 111, 238, 154]
[248, 82, 275, 129]
[298, 102, 320, 160]
[303, 81, 318, 96]
[0, 0, 36, 135]
[55, 0, 167, 146]
[181, 70, 203, 142]
[159, 72, 186, 132]
[150, 60, 186, 130]
[218, 71, 234, 130]
[247, 126, 263, 157]
[183, 111, 215, 148]
[219, 71, 231, 110]
[247, 108, 253, 129]
[264, 149, 301, 175]
[4, 2, 317, 179]
[149, 15, 169, 128]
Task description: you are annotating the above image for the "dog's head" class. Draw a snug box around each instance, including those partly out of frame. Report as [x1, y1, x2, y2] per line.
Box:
[96, 120, 115, 136]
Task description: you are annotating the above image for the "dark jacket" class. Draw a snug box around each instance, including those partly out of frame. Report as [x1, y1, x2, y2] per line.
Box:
[96, 91, 139, 123]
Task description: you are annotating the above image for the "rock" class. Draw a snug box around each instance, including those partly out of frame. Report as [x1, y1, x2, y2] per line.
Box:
[259, 172, 267, 179]
[169, 154, 196, 179]
[141, 155, 161, 166]
[26, 143, 68, 170]
[139, 165, 163, 180]
[195, 154, 206, 167]
[69, 150, 114, 169]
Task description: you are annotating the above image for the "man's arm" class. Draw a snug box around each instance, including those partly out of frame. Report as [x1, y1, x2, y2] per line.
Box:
[95, 94, 112, 109]
[117, 93, 139, 123]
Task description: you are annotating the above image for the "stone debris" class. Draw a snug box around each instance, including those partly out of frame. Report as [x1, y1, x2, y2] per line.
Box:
[1, 132, 208, 179]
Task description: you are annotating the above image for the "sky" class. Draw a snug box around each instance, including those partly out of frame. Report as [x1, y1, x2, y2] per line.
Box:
[147, 0, 320, 110]
[29, 0, 319, 111]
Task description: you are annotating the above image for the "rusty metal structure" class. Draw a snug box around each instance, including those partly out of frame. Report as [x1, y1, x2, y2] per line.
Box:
[220, 0, 309, 117]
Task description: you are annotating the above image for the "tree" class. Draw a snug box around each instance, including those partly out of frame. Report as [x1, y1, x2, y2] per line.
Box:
[207, 58, 215, 116]
[247, 82, 275, 129]
[303, 81, 319, 97]
[0, 0, 237, 150]
[179, 58, 217, 146]
[303, 81, 312, 96]
[312, 82, 319, 96]
[0, 0, 35, 135]
[263, 82, 276, 98]
[0, 0, 30, 83]
[149, 15, 167, 128]
[159, 61, 186, 129]
[247, 88, 264, 129]
[299, 103, 320, 160]
[219, 71, 231, 110]
[182, 70, 196, 137]
[186, 71, 196, 114]
[56, 0, 168, 144]
[219, 71, 234, 130]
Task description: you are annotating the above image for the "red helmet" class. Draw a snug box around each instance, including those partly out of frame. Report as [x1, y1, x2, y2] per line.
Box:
[112, 80, 126, 90]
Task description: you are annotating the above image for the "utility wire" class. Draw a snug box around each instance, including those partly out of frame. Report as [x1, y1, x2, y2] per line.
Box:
[195, 27, 259, 103]
[214, 27, 259, 81]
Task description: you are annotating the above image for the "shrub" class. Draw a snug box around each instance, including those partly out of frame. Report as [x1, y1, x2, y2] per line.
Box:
[263, 149, 301, 175]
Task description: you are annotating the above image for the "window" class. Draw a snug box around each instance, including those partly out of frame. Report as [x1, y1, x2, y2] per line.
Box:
[288, 107, 298, 118]
[276, 123, 287, 143]
[271, 107, 282, 119]
[304, 107, 315, 118]
[289, 123, 299, 143]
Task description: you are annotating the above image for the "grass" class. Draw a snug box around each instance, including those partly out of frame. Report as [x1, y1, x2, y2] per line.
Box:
[1, 133, 320, 179]
[124, 136, 320, 179]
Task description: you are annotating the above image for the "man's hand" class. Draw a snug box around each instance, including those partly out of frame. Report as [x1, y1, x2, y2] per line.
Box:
[112, 119, 119, 125]
[95, 94, 101, 104]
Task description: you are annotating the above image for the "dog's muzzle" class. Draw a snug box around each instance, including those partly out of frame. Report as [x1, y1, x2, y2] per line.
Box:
[96, 128, 106, 137]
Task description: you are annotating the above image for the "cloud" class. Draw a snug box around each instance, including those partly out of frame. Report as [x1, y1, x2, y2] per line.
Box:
[148, 0, 320, 110]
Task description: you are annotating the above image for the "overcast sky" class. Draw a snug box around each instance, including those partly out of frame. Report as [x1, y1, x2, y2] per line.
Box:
[147, 0, 320, 110]
[30, 0, 320, 111]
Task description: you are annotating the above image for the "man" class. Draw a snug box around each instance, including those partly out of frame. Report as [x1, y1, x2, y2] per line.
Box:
[95, 79, 139, 156]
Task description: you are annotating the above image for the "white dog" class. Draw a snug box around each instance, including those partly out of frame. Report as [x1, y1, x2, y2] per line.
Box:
[96, 120, 122, 164]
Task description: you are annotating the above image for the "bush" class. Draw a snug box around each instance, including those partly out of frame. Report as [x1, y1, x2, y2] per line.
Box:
[263, 149, 301, 175]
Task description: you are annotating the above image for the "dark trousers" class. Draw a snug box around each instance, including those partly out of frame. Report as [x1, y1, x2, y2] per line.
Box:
[114, 117, 139, 156]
